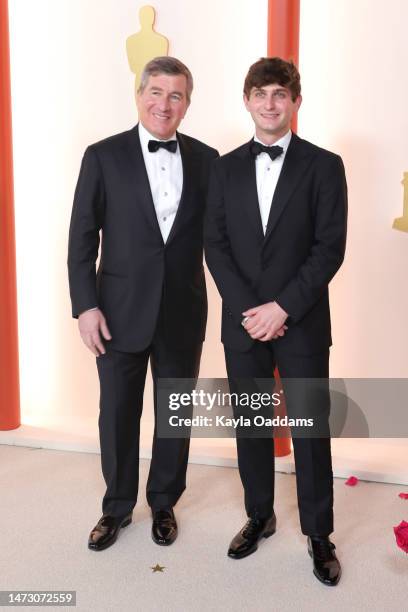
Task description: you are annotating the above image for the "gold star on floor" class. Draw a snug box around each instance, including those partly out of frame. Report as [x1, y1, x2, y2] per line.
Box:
[151, 563, 165, 573]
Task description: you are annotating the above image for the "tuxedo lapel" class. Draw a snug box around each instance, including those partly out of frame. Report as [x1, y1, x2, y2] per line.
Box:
[124, 125, 164, 242]
[264, 133, 314, 241]
[234, 141, 264, 242]
[165, 132, 201, 246]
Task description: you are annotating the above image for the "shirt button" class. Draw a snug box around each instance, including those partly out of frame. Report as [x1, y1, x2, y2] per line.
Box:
[163, 217, 167, 221]
[164, 192, 168, 196]
[161, 167, 166, 171]
[267, 167, 271, 171]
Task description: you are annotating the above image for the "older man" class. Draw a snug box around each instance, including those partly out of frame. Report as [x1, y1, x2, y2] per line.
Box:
[68, 57, 218, 550]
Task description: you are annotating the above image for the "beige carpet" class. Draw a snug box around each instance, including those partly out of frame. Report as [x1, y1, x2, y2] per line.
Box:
[0, 444, 406, 612]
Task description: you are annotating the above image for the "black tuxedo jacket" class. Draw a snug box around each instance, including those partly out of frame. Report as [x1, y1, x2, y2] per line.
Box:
[204, 133, 347, 355]
[68, 124, 218, 352]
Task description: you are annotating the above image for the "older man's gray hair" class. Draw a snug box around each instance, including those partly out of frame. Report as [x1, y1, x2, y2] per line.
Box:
[138, 56, 194, 103]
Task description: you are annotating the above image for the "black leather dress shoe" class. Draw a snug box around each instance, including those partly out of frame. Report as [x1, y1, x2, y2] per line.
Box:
[151, 509, 178, 546]
[307, 536, 341, 586]
[88, 513, 132, 551]
[228, 513, 276, 559]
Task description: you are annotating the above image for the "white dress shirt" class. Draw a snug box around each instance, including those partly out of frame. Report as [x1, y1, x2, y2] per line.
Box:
[254, 130, 292, 234]
[138, 122, 183, 243]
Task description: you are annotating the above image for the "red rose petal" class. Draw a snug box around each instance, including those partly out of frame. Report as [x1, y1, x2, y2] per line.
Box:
[345, 476, 358, 486]
[398, 493, 408, 500]
[393, 521, 408, 553]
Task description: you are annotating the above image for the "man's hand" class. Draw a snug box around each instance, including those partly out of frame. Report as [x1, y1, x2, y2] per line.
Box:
[78, 308, 112, 356]
[242, 301, 289, 342]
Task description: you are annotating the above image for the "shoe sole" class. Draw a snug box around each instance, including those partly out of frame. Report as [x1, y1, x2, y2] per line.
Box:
[88, 517, 132, 551]
[228, 527, 276, 560]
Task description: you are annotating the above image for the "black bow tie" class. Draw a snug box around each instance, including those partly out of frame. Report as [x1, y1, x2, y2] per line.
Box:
[250, 141, 284, 161]
[148, 139, 177, 153]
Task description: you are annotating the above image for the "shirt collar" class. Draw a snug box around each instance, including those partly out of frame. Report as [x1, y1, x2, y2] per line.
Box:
[138, 122, 177, 152]
[254, 129, 292, 152]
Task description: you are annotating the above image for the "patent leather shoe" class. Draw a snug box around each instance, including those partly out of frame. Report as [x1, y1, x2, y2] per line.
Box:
[151, 508, 178, 546]
[228, 513, 276, 559]
[88, 513, 132, 551]
[308, 536, 341, 586]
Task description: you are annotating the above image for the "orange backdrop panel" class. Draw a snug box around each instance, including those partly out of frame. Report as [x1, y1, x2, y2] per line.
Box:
[0, 0, 20, 429]
[268, 0, 300, 132]
[268, 0, 300, 456]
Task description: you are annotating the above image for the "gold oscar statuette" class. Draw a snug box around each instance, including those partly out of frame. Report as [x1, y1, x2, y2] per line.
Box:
[126, 5, 169, 96]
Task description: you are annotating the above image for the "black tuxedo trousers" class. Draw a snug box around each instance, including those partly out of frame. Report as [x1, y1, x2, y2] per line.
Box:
[224, 344, 332, 536]
[97, 305, 202, 517]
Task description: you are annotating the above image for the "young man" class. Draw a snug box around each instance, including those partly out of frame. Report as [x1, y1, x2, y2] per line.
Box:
[68, 57, 218, 551]
[205, 57, 347, 586]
